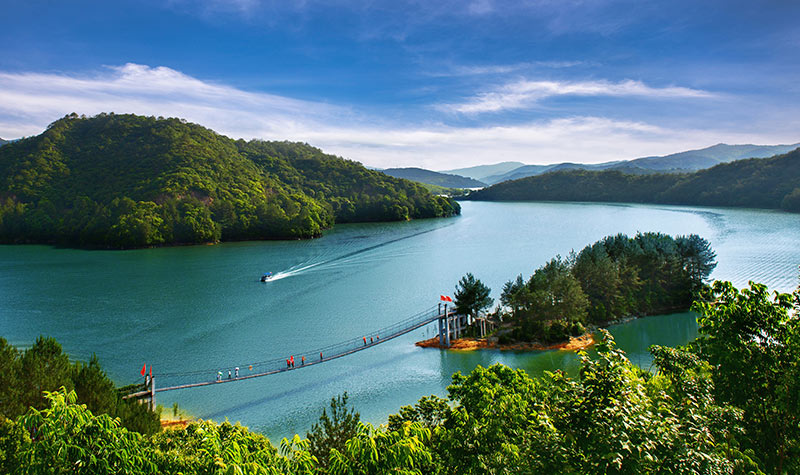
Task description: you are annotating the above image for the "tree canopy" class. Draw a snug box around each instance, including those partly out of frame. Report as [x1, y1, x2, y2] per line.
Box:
[499, 233, 716, 343]
[0, 337, 160, 436]
[453, 273, 493, 319]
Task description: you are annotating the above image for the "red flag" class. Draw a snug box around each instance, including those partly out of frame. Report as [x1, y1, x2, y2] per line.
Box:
[149, 366, 152, 378]
[140, 363, 146, 376]
[444, 296, 453, 302]
[440, 295, 447, 301]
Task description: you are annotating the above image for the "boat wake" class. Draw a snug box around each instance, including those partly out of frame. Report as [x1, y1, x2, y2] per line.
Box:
[260, 222, 453, 283]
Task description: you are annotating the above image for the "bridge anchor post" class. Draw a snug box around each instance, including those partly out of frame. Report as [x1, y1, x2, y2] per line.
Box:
[150, 375, 156, 411]
[444, 304, 451, 347]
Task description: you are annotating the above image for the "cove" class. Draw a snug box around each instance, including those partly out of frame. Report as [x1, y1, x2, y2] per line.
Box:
[1, 201, 798, 441]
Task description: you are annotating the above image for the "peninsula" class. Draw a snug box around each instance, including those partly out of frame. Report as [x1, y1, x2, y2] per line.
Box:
[422, 232, 716, 351]
[0, 113, 459, 249]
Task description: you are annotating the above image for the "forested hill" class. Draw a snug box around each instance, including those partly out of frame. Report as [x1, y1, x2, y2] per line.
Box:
[381, 167, 486, 188]
[465, 147, 800, 212]
[0, 113, 459, 248]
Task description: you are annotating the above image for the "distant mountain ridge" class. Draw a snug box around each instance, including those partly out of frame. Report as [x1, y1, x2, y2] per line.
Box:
[441, 162, 525, 182]
[381, 167, 485, 188]
[464, 147, 800, 212]
[469, 143, 800, 185]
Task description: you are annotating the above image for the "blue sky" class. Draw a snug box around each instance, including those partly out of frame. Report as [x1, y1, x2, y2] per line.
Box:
[1, 0, 799, 169]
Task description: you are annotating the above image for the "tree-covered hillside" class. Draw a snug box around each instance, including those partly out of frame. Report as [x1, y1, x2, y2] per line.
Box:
[0, 113, 459, 248]
[466, 147, 800, 212]
[381, 167, 485, 188]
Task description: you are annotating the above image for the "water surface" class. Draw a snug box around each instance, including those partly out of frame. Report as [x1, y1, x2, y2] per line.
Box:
[1, 201, 798, 440]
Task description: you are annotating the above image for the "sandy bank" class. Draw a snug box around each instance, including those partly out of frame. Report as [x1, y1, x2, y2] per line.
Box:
[415, 332, 595, 352]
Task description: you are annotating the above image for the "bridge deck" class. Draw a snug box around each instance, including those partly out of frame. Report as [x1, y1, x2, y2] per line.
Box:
[125, 307, 452, 397]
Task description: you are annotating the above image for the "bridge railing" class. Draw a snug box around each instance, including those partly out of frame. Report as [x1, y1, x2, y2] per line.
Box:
[152, 305, 445, 389]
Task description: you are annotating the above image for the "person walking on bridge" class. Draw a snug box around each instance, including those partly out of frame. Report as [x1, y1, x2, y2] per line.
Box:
[363, 336, 367, 346]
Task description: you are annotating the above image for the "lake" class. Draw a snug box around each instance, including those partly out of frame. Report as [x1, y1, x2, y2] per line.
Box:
[1, 201, 798, 441]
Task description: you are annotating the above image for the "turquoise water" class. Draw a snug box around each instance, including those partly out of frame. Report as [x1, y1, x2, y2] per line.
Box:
[1, 201, 798, 440]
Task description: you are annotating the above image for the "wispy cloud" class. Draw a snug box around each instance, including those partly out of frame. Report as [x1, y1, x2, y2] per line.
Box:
[167, 0, 264, 15]
[442, 79, 715, 114]
[0, 64, 792, 170]
[0, 63, 345, 139]
[426, 61, 585, 78]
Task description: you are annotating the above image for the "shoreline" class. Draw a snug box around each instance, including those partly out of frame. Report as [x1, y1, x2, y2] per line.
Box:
[160, 411, 195, 430]
[415, 332, 596, 352]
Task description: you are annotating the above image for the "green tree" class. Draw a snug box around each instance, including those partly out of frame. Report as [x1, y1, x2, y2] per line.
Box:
[16, 388, 154, 474]
[149, 419, 283, 474]
[328, 422, 433, 475]
[306, 392, 361, 468]
[572, 243, 625, 322]
[524, 257, 588, 323]
[387, 395, 450, 433]
[692, 281, 800, 474]
[72, 354, 116, 418]
[453, 273, 493, 320]
[500, 274, 528, 319]
[0, 339, 23, 417]
[19, 337, 73, 413]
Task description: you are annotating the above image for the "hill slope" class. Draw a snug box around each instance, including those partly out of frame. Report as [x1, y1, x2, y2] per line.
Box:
[381, 167, 485, 188]
[0, 113, 459, 248]
[441, 161, 525, 181]
[481, 143, 800, 184]
[465, 147, 800, 212]
[624, 142, 800, 171]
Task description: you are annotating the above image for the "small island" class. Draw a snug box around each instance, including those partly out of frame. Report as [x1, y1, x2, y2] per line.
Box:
[419, 232, 716, 351]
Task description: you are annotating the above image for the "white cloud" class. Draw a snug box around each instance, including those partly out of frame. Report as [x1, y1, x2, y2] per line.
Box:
[467, 0, 494, 15]
[0, 63, 345, 139]
[443, 79, 715, 114]
[303, 117, 782, 170]
[0, 64, 794, 170]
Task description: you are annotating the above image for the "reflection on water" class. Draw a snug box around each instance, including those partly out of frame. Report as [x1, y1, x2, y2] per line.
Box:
[0, 201, 798, 440]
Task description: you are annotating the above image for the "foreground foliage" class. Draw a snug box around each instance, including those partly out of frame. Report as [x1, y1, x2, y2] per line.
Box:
[692, 281, 800, 474]
[2, 279, 797, 474]
[0, 336, 159, 436]
[0, 113, 459, 248]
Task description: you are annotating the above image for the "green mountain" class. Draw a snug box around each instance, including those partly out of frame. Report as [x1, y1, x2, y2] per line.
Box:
[0, 138, 8, 146]
[381, 167, 485, 188]
[479, 143, 800, 184]
[440, 161, 525, 181]
[465, 147, 800, 212]
[0, 113, 459, 248]
[625, 142, 800, 171]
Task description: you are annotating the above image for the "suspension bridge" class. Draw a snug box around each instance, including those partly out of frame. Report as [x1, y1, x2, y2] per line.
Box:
[124, 303, 468, 406]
